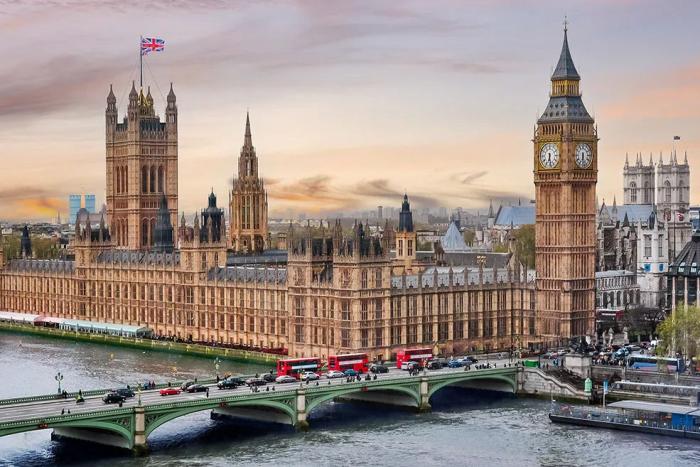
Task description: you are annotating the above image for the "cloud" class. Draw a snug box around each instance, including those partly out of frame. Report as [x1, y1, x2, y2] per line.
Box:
[349, 179, 442, 207]
[600, 62, 700, 121]
[17, 197, 66, 217]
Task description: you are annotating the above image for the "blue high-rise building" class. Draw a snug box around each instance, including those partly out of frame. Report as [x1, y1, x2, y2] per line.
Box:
[69, 194, 81, 224]
[84, 194, 96, 214]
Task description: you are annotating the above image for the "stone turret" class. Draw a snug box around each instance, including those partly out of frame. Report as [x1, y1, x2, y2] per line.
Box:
[20, 225, 32, 259]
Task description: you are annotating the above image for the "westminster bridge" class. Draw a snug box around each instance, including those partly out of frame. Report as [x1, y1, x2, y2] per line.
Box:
[0, 365, 585, 452]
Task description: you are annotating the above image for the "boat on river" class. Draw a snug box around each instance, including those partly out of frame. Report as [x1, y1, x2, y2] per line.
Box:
[549, 400, 700, 440]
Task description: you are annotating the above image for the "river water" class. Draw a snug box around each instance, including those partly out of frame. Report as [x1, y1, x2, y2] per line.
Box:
[0, 333, 699, 467]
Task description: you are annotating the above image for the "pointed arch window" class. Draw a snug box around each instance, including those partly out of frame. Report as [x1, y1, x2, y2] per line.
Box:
[629, 182, 637, 203]
[643, 181, 650, 204]
[158, 166, 164, 193]
[142, 167, 148, 193]
[664, 180, 671, 203]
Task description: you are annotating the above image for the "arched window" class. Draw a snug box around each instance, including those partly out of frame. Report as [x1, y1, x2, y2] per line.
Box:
[150, 167, 156, 193]
[142, 218, 149, 247]
[643, 181, 650, 204]
[665, 180, 671, 203]
[142, 167, 148, 193]
[150, 218, 156, 246]
[630, 182, 637, 203]
[158, 166, 164, 193]
[123, 166, 128, 193]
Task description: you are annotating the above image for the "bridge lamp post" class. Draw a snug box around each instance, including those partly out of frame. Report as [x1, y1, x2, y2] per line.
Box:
[55, 372, 64, 394]
[137, 385, 142, 407]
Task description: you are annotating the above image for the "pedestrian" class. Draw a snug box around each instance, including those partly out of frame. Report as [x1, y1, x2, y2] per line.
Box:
[266, 386, 270, 392]
[206, 388, 209, 398]
[272, 386, 276, 391]
[67, 409, 70, 414]
[61, 408, 65, 415]
[119, 401, 123, 407]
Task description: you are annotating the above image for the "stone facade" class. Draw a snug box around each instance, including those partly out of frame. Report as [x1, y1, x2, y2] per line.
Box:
[0, 87, 538, 359]
[229, 113, 269, 253]
[106, 83, 178, 250]
[534, 27, 597, 343]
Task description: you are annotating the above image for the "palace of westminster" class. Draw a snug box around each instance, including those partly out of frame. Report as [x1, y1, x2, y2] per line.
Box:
[0, 29, 610, 359]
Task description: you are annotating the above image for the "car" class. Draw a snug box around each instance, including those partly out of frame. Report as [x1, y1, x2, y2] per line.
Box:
[245, 377, 267, 387]
[160, 387, 181, 396]
[325, 370, 345, 379]
[115, 388, 135, 398]
[262, 373, 277, 383]
[301, 371, 320, 381]
[400, 361, 420, 371]
[343, 369, 358, 377]
[102, 392, 126, 404]
[459, 356, 478, 364]
[447, 360, 464, 368]
[180, 381, 196, 390]
[369, 364, 389, 374]
[275, 375, 297, 384]
[433, 358, 449, 367]
[426, 360, 442, 370]
[187, 384, 207, 393]
[217, 379, 241, 390]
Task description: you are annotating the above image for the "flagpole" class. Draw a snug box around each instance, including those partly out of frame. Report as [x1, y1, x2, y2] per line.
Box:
[139, 35, 143, 89]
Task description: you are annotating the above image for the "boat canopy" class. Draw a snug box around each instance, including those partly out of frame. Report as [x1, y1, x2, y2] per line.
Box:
[609, 400, 699, 415]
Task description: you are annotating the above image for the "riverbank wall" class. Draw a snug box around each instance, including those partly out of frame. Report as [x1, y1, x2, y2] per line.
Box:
[0, 322, 279, 365]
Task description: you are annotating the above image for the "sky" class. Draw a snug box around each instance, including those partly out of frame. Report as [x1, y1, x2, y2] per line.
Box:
[0, 0, 699, 221]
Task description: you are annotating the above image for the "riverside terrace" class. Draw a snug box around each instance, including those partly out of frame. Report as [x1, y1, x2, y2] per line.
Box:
[0, 363, 589, 453]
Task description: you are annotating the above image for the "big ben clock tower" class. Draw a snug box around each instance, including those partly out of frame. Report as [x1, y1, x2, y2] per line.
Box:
[534, 25, 597, 346]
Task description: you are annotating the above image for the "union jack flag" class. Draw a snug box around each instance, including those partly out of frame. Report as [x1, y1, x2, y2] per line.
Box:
[141, 37, 165, 55]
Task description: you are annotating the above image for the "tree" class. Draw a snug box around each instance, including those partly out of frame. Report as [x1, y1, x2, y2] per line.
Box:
[655, 304, 700, 364]
[462, 229, 475, 246]
[513, 224, 535, 269]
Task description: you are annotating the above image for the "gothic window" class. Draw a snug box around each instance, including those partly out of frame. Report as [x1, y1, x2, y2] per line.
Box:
[644, 235, 651, 257]
[643, 181, 650, 204]
[123, 167, 128, 193]
[361, 270, 368, 288]
[150, 166, 156, 193]
[158, 166, 164, 193]
[664, 180, 671, 203]
[141, 167, 148, 193]
[630, 182, 637, 203]
[141, 218, 149, 246]
[150, 218, 155, 246]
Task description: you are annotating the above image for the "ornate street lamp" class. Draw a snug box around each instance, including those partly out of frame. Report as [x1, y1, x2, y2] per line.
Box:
[55, 371, 64, 394]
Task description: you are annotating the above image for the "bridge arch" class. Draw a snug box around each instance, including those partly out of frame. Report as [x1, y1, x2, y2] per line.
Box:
[428, 373, 517, 399]
[144, 399, 296, 438]
[0, 418, 133, 448]
[305, 384, 421, 416]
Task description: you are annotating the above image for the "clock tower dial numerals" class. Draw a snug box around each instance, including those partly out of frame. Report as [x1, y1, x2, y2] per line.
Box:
[575, 143, 593, 169]
[539, 143, 560, 169]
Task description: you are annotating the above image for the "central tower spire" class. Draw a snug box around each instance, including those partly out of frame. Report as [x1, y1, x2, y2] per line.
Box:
[230, 112, 269, 253]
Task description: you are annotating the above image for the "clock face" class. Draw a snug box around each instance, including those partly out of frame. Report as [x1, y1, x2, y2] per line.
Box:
[539, 143, 560, 169]
[575, 143, 593, 169]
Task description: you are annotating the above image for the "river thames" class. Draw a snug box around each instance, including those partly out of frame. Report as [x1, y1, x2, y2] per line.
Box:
[0, 334, 699, 467]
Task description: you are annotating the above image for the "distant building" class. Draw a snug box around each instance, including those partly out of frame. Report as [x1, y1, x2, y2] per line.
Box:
[69, 195, 81, 224]
[84, 194, 96, 214]
[69, 194, 98, 226]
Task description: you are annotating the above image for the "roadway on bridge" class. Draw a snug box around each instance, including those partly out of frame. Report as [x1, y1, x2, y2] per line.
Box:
[0, 359, 514, 425]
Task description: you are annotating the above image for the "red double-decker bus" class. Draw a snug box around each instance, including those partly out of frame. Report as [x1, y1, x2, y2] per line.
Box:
[276, 357, 322, 378]
[328, 353, 369, 373]
[395, 347, 433, 369]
